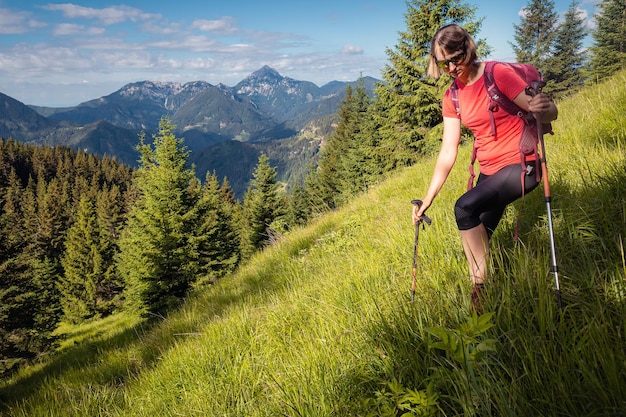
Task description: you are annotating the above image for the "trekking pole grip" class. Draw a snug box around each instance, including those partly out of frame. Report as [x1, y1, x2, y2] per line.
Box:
[532, 80, 546, 94]
[411, 199, 432, 226]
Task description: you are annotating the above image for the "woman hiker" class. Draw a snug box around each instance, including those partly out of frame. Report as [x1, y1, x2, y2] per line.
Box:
[412, 24, 558, 309]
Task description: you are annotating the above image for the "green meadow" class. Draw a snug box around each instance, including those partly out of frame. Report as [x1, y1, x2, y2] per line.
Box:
[1, 71, 625, 416]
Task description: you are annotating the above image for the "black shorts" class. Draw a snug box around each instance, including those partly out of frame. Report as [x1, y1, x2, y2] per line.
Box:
[454, 162, 540, 236]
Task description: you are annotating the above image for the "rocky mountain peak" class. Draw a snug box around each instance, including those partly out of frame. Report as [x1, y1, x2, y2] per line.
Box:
[118, 81, 181, 100]
[248, 65, 284, 82]
[235, 65, 290, 97]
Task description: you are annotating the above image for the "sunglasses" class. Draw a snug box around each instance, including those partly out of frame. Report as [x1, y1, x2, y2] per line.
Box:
[435, 51, 466, 69]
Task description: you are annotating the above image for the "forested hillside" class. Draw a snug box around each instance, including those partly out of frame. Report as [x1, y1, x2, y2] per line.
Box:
[0, 140, 133, 372]
[0, 114, 312, 376]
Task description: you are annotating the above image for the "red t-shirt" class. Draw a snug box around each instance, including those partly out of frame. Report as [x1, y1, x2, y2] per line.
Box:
[442, 62, 528, 175]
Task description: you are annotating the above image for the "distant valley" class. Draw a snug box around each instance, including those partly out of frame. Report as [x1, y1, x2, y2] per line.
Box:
[0, 66, 378, 197]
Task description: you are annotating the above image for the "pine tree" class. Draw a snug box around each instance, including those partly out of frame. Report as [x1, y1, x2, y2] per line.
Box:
[59, 198, 101, 323]
[39, 176, 66, 259]
[285, 183, 312, 227]
[117, 117, 199, 316]
[0, 255, 60, 376]
[58, 187, 124, 322]
[511, 0, 559, 72]
[0, 168, 24, 259]
[306, 78, 381, 211]
[346, 103, 385, 196]
[20, 176, 38, 253]
[239, 153, 283, 258]
[311, 85, 356, 210]
[374, 0, 483, 169]
[337, 80, 376, 198]
[20, 174, 64, 312]
[193, 172, 239, 284]
[94, 184, 125, 314]
[23, 172, 60, 259]
[544, 0, 588, 96]
[220, 177, 238, 206]
[589, 0, 626, 81]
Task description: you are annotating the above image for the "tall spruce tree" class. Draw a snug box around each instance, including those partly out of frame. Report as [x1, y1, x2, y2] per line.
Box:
[285, 183, 312, 227]
[307, 79, 387, 213]
[59, 188, 123, 322]
[326, 85, 356, 199]
[511, 0, 558, 72]
[59, 198, 101, 323]
[94, 184, 124, 314]
[309, 84, 363, 209]
[117, 117, 199, 316]
[337, 79, 379, 199]
[0, 254, 60, 376]
[193, 172, 239, 284]
[589, 0, 626, 81]
[374, 0, 483, 168]
[239, 153, 283, 258]
[544, 0, 588, 96]
[0, 168, 24, 259]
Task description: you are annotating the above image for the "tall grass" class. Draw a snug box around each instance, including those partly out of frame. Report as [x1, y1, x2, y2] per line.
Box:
[1, 71, 625, 416]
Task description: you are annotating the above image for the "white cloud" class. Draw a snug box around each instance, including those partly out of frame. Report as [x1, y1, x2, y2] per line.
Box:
[52, 23, 106, 36]
[341, 44, 364, 55]
[147, 36, 231, 54]
[519, 3, 597, 31]
[0, 3, 386, 106]
[191, 17, 238, 35]
[141, 21, 181, 35]
[0, 8, 44, 34]
[0, 45, 93, 76]
[41, 3, 161, 25]
[574, 4, 597, 31]
[243, 29, 309, 49]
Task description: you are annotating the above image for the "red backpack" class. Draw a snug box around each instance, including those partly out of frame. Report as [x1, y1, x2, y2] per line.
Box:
[448, 61, 553, 190]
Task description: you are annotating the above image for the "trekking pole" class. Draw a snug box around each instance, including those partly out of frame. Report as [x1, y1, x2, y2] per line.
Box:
[531, 80, 562, 309]
[410, 199, 432, 303]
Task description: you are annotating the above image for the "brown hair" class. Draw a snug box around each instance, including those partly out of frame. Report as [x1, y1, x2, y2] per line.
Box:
[427, 24, 478, 79]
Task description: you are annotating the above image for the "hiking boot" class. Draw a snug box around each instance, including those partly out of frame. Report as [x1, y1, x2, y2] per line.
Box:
[471, 283, 485, 313]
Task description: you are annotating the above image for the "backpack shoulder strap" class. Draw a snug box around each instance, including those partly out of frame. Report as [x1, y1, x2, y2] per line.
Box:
[448, 79, 460, 117]
[447, 79, 478, 191]
[484, 61, 528, 119]
[483, 61, 528, 136]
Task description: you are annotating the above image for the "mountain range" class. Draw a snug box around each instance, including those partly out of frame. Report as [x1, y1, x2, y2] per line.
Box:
[2, 66, 379, 196]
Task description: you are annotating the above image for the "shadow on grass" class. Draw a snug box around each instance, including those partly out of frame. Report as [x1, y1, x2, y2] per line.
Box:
[330, 271, 466, 415]
[341, 157, 626, 415]
[0, 321, 142, 407]
[0, 216, 339, 413]
[495, 156, 626, 305]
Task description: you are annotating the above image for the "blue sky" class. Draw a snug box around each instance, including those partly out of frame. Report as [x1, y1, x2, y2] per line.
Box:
[0, 0, 600, 107]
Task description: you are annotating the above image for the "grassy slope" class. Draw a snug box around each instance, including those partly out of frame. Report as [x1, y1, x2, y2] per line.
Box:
[1, 71, 625, 416]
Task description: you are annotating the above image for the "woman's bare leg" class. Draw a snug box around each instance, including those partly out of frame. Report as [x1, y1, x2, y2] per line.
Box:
[460, 224, 489, 285]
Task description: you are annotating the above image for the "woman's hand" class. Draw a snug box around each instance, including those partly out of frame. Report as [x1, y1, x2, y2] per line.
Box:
[412, 198, 432, 225]
[528, 93, 558, 122]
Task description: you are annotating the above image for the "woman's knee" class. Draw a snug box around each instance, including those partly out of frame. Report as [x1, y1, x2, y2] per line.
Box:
[454, 198, 481, 230]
